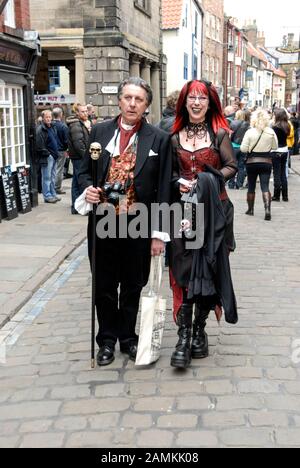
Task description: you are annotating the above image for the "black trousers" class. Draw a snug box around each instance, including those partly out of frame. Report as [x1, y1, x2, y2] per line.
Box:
[88, 216, 151, 348]
[246, 162, 272, 193]
[272, 152, 288, 192]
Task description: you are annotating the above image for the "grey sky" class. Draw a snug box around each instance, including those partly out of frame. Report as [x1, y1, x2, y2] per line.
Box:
[224, 0, 300, 47]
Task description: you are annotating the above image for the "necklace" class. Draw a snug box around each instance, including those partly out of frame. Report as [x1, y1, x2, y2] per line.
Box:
[185, 121, 208, 147]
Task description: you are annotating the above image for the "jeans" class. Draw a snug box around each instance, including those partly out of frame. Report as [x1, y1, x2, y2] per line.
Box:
[55, 151, 66, 191]
[71, 159, 82, 209]
[41, 155, 57, 201]
[228, 148, 246, 188]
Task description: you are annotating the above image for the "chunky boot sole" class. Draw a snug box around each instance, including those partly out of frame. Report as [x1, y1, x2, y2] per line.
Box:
[191, 348, 209, 359]
[245, 210, 254, 216]
[170, 353, 191, 369]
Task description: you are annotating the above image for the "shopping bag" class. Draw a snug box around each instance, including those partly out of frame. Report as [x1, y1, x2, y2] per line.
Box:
[135, 256, 166, 366]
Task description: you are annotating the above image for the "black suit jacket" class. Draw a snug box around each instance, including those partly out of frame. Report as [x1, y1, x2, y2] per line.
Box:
[78, 117, 172, 218]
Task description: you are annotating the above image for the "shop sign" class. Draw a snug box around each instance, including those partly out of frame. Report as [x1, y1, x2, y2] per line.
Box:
[16, 166, 31, 214]
[34, 94, 76, 104]
[0, 43, 29, 71]
[0, 166, 18, 220]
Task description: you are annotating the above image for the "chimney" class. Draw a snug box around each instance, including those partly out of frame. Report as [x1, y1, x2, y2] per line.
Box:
[288, 33, 294, 47]
[257, 31, 266, 48]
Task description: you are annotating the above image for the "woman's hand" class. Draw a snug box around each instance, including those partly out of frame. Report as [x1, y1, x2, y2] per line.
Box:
[85, 186, 102, 204]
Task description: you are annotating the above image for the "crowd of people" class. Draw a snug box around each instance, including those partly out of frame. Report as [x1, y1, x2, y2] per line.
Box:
[34, 78, 300, 369]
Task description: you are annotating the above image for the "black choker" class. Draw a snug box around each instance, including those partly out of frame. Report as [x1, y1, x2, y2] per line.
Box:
[185, 122, 208, 147]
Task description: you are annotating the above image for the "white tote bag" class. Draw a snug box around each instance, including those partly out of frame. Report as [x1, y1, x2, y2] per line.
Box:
[135, 256, 166, 366]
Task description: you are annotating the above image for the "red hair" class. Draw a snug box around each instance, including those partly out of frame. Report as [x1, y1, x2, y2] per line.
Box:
[172, 80, 230, 135]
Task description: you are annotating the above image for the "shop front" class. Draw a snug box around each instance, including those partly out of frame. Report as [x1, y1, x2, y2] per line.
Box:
[0, 33, 40, 221]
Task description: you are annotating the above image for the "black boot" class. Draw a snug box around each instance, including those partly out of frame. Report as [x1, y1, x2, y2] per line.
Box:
[171, 304, 193, 369]
[262, 192, 271, 221]
[282, 187, 289, 202]
[245, 193, 255, 216]
[272, 188, 281, 202]
[191, 305, 209, 359]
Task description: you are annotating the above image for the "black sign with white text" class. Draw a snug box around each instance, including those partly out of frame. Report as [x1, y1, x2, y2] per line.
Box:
[16, 166, 32, 214]
[1, 166, 18, 220]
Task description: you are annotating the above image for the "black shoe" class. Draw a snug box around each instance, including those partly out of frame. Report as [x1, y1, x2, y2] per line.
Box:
[71, 207, 79, 215]
[96, 345, 115, 366]
[120, 342, 138, 361]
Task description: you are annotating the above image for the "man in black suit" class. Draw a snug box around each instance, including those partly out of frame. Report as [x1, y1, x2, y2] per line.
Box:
[77, 77, 172, 366]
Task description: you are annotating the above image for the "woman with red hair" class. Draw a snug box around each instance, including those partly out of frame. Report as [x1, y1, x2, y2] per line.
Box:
[169, 80, 237, 369]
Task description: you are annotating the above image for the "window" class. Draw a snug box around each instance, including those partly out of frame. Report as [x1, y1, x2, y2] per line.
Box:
[0, 85, 26, 169]
[206, 13, 210, 38]
[184, 53, 189, 80]
[3, 0, 15, 28]
[216, 18, 221, 42]
[183, 4, 188, 28]
[193, 54, 198, 80]
[210, 57, 215, 83]
[215, 58, 220, 86]
[134, 0, 151, 16]
[211, 15, 216, 41]
[49, 66, 60, 92]
[227, 63, 233, 87]
[195, 12, 198, 39]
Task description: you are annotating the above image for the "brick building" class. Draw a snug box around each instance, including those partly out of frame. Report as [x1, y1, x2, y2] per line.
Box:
[202, 0, 224, 102]
[30, 0, 165, 123]
[0, 0, 40, 218]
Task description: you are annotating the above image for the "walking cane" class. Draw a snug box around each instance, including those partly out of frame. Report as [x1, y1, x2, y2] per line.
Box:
[89, 142, 102, 368]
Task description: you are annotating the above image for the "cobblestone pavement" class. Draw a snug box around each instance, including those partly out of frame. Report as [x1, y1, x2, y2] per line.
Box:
[0, 162, 300, 448]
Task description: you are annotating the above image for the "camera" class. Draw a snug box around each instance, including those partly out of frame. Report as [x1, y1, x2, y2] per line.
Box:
[102, 181, 126, 207]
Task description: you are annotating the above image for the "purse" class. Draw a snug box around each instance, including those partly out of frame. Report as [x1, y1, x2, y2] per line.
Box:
[135, 256, 166, 366]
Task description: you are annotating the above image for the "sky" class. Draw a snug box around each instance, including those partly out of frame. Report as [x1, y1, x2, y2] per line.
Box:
[224, 0, 300, 47]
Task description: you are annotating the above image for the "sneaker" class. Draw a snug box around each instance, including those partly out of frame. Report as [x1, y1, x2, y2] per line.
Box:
[45, 198, 57, 204]
[54, 197, 62, 202]
[56, 189, 66, 194]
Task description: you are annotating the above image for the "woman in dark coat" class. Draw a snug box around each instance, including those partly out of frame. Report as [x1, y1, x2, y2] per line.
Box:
[169, 79, 238, 369]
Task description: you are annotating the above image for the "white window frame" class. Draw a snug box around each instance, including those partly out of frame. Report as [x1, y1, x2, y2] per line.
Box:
[4, 0, 16, 28]
[0, 85, 26, 170]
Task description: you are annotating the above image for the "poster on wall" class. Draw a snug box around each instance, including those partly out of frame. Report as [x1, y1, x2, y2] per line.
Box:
[16, 166, 32, 214]
[0, 166, 19, 220]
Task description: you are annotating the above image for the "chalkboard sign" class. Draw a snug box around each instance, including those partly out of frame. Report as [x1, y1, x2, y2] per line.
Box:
[0, 166, 19, 220]
[16, 166, 32, 214]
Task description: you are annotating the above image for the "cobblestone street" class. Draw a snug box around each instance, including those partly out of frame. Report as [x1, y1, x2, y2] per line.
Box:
[0, 161, 300, 448]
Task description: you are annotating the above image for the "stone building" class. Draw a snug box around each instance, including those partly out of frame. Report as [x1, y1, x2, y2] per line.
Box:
[0, 0, 40, 216]
[29, 0, 165, 123]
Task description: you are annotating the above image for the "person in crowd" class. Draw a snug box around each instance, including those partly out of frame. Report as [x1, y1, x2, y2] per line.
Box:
[290, 112, 299, 155]
[240, 110, 278, 220]
[76, 77, 172, 366]
[271, 108, 291, 202]
[36, 110, 61, 204]
[287, 115, 295, 172]
[87, 104, 98, 126]
[67, 103, 90, 214]
[158, 90, 180, 133]
[224, 105, 236, 125]
[228, 109, 251, 189]
[52, 107, 69, 195]
[169, 79, 238, 369]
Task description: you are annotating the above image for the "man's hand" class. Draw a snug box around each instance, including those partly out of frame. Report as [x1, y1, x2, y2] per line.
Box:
[85, 186, 101, 204]
[151, 239, 165, 257]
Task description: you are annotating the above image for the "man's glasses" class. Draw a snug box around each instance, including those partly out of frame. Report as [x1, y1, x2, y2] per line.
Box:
[187, 96, 208, 103]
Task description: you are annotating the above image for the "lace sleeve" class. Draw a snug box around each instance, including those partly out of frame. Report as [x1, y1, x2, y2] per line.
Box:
[218, 130, 238, 181]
